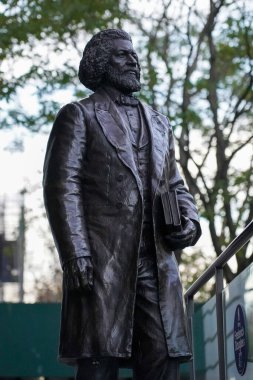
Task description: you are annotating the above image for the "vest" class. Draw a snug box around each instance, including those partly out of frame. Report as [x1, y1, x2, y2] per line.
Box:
[122, 105, 156, 258]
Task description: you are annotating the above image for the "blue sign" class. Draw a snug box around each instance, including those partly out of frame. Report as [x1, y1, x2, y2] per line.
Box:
[234, 304, 248, 376]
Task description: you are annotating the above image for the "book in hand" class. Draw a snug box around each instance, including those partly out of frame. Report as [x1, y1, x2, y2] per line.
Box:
[161, 190, 182, 232]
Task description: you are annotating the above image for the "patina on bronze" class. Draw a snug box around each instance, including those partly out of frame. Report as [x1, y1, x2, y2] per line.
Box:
[43, 29, 202, 380]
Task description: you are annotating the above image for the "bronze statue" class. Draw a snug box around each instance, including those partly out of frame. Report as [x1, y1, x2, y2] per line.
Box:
[43, 29, 201, 380]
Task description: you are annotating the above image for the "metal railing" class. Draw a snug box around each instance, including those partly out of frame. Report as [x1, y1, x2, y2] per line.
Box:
[184, 220, 253, 380]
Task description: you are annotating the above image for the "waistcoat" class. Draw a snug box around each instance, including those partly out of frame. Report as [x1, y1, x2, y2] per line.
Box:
[123, 105, 155, 257]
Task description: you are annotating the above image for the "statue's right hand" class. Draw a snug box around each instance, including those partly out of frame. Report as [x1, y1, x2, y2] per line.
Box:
[63, 257, 93, 293]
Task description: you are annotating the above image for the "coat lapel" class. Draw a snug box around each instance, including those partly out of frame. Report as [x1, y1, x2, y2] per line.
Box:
[93, 89, 143, 196]
[92, 89, 169, 200]
[141, 104, 169, 199]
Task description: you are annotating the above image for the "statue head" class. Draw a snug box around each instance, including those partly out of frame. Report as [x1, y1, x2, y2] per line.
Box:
[78, 29, 141, 93]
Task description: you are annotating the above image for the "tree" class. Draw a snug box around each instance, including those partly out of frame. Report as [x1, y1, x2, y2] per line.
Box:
[0, 0, 125, 130]
[1, 0, 252, 298]
[122, 0, 253, 284]
[0, 0, 127, 301]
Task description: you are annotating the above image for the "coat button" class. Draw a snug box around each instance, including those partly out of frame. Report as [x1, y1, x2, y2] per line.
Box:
[116, 202, 123, 209]
[116, 174, 124, 182]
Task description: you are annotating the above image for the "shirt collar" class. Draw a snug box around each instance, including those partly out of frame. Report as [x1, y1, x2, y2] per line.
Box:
[102, 85, 139, 106]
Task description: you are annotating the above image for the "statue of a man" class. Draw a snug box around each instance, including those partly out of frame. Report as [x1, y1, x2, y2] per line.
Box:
[43, 29, 201, 380]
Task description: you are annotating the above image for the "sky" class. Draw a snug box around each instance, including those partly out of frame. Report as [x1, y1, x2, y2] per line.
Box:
[0, 91, 213, 303]
[0, 127, 54, 301]
[0, 121, 214, 303]
[2, 0, 250, 301]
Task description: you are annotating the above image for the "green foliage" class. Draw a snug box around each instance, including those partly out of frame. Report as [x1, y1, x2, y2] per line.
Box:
[179, 249, 215, 302]
[124, 0, 253, 286]
[0, 0, 121, 52]
[0, 0, 124, 129]
[1, 0, 253, 296]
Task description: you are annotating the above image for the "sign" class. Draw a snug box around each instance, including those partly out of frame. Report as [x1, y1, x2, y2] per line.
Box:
[234, 304, 248, 376]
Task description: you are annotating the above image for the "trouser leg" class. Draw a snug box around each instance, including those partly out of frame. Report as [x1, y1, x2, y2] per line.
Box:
[75, 357, 119, 380]
[132, 257, 180, 380]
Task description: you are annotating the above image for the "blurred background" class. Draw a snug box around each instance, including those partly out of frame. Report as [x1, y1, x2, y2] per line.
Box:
[0, 0, 252, 377]
[1, 0, 252, 304]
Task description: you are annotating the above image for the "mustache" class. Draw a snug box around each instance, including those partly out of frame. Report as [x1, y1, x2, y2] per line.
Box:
[122, 68, 141, 80]
[124, 68, 139, 74]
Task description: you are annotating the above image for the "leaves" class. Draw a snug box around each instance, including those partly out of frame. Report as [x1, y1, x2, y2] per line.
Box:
[1, 0, 122, 51]
[125, 0, 253, 284]
[0, 0, 124, 129]
[1, 0, 253, 291]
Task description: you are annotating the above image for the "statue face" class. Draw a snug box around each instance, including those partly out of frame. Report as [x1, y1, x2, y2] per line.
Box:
[105, 39, 141, 93]
[109, 39, 139, 72]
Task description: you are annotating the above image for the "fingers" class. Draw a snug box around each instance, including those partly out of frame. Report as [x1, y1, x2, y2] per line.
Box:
[168, 234, 193, 244]
[87, 266, 94, 288]
[183, 220, 196, 236]
[78, 266, 93, 292]
[64, 258, 93, 293]
[165, 218, 197, 250]
[65, 268, 80, 291]
[166, 236, 193, 250]
[66, 271, 93, 293]
[73, 273, 82, 290]
[169, 219, 195, 239]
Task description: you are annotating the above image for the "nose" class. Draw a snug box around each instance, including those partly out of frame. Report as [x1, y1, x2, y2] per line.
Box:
[127, 54, 137, 66]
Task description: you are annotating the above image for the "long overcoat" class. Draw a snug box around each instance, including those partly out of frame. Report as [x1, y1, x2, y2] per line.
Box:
[43, 88, 201, 365]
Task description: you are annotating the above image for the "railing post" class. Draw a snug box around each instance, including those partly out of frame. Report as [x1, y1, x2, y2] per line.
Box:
[186, 295, 196, 380]
[215, 267, 226, 380]
[184, 221, 253, 380]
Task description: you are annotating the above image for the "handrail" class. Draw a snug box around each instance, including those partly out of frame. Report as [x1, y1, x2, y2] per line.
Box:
[185, 219, 253, 299]
[184, 219, 253, 380]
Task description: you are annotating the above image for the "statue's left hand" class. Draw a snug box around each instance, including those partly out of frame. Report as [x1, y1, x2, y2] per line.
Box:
[63, 257, 93, 293]
[165, 216, 198, 251]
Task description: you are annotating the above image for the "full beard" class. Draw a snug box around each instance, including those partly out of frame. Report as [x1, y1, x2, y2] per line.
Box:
[105, 65, 141, 94]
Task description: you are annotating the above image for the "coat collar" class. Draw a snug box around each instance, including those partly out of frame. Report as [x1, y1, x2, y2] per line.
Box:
[91, 88, 169, 199]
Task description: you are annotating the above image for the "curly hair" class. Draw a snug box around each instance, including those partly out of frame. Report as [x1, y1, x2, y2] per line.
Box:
[78, 29, 133, 91]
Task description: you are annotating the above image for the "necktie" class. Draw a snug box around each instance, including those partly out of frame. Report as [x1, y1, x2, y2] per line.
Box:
[115, 94, 139, 106]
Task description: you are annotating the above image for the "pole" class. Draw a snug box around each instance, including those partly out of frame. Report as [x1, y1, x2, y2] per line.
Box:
[0, 199, 5, 301]
[18, 189, 26, 302]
